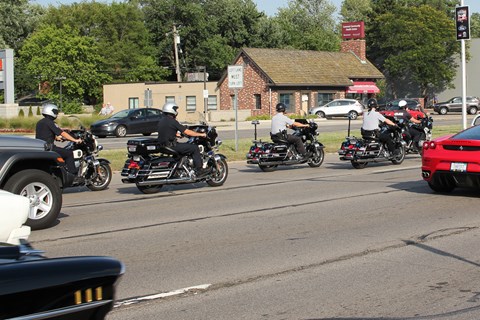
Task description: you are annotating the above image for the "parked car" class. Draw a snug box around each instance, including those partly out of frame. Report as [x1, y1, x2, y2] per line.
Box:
[380, 99, 425, 119]
[0, 190, 30, 244]
[90, 108, 164, 138]
[309, 99, 364, 120]
[422, 124, 480, 193]
[0, 241, 124, 319]
[0, 135, 70, 230]
[433, 96, 479, 115]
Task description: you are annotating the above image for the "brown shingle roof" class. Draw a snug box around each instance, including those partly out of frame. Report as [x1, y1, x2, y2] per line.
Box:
[242, 47, 383, 86]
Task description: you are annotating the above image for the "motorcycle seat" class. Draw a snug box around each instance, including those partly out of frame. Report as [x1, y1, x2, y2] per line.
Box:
[271, 133, 288, 144]
[158, 146, 180, 157]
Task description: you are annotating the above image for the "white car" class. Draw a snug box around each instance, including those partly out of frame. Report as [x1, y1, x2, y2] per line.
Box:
[0, 190, 31, 244]
[472, 114, 480, 126]
[309, 99, 364, 120]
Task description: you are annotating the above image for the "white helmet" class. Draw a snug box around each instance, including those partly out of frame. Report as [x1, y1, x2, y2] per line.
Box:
[42, 103, 59, 119]
[162, 102, 178, 116]
[398, 100, 407, 109]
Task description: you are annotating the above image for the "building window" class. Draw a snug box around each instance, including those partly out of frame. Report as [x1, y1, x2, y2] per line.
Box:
[317, 93, 334, 107]
[165, 96, 175, 103]
[208, 95, 217, 110]
[186, 96, 196, 111]
[279, 93, 294, 113]
[254, 94, 261, 110]
[128, 97, 139, 109]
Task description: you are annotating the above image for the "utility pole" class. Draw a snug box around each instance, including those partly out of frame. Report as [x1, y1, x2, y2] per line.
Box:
[55, 76, 66, 111]
[173, 25, 181, 82]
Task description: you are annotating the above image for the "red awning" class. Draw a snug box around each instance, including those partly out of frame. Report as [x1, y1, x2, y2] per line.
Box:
[347, 81, 380, 94]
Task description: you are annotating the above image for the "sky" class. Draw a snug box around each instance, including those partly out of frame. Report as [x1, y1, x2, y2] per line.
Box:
[31, 0, 480, 15]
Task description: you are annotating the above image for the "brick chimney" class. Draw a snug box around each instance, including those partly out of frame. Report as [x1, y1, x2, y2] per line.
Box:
[341, 39, 366, 62]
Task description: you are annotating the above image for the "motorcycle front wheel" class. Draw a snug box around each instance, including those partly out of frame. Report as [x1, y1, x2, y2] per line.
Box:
[136, 184, 163, 194]
[87, 163, 112, 191]
[207, 158, 228, 187]
[308, 147, 325, 167]
[351, 160, 368, 169]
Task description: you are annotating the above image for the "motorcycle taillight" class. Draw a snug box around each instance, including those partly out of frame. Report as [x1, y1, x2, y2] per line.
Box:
[128, 160, 141, 170]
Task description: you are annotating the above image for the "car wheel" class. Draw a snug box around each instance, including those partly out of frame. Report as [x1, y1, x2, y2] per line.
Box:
[4, 169, 62, 230]
[115, 125, 127, 137]
[316, 111, 326, 118]
[439, 107, 448, 115]
[468, 106, 478, 115]
[347, 111, 358, 120]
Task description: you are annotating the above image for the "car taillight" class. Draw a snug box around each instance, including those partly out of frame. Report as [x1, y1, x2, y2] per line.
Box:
[424, 141, 436, 150]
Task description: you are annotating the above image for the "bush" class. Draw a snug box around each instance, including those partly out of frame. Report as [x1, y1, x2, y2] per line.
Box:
[18, 109, 25, 117]
[28, 106, 34, 117]
[36, 106, 41, 115]
[61, 100, 83, 114]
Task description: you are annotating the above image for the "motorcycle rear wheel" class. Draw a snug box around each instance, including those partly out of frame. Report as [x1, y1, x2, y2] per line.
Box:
[351, 161, 368, 169]
[308, 147, 324, 167]
[87, 163, 112, 191]
[207, 158, 228, 187]
[136, 184, 163, 194]
[258, 164, 277, 172]
[391, 146, 405, 165]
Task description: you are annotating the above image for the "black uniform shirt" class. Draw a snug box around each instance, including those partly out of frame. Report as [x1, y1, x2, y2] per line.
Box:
[157, 115, 187, 145]
[35, 117, 63, 144]
[393, 110, 412, 123]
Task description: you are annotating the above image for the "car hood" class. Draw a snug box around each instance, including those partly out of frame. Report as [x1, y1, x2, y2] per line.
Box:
[0, 136, 46, 151]
[91, 119, 118, 127]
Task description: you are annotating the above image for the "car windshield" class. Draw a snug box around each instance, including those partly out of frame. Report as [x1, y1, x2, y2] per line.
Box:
[452, 125, 480, 140]
[109, 110, 131, 119]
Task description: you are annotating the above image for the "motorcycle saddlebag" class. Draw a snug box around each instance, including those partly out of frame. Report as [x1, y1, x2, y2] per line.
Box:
[127, 138, 161, 155]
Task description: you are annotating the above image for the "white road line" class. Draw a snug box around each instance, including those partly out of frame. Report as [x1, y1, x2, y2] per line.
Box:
[114, 284, 212, 308]
[372, 165, 420, 174]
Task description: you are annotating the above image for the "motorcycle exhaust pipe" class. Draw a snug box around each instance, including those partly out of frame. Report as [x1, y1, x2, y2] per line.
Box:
[131, 177, 196, 186]
[422, 171, 431, 178]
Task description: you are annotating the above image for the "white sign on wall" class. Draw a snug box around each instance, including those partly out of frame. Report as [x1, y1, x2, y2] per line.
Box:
[228, 65, 244, 89]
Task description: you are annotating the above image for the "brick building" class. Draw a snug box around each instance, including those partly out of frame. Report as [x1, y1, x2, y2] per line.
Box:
[217, 40, 384, 117]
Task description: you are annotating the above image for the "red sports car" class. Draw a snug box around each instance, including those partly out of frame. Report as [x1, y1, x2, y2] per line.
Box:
[422, 125, 480, 192]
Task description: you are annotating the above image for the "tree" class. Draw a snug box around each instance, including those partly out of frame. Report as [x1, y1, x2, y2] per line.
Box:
[471, 12, 480, 38]
[40, 1, 168, 83]
[340, 0, 372, 23]
[275, 0, 340, 51]
[371, 4, 460, 98]
[19, 25, 111, 105]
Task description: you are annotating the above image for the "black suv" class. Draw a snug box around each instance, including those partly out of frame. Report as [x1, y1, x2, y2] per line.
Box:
[0, 136, 71, 230]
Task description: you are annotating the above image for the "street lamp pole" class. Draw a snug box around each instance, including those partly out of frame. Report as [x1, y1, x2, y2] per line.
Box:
[55, 76, 66, 111]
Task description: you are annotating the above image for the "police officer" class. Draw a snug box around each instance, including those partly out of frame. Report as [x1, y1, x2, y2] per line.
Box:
[157, 102, 210, 177]
[362, 98, 399, 156]
[270, 102, 309, 158]
[36, 103, 82, 175]
[395, 100, 423, 150]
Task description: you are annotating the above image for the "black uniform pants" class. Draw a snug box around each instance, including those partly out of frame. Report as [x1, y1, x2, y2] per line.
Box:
[172, 143, 202, 170]
[53, 146, 77, 174]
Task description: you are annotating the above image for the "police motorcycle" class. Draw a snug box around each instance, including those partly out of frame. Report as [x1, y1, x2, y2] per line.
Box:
[338, 114, 405, 169]
[397, 115, 433, 155]
[246, 118, 325, 172]
[121, 112, 228, 194]
[63, 116, 112, 190]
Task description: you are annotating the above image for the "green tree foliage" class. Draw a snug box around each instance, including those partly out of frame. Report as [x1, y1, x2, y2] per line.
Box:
[18, 25, 111, 105]
[471, 13, 480, 38]
[340, 0, 372, 23]
[370, 4, 459, 98]
[275, 0, 340, 51]
[39, 2, 168, 83]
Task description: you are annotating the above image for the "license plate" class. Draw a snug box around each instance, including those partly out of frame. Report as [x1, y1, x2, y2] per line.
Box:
[450, 162, 467, 172]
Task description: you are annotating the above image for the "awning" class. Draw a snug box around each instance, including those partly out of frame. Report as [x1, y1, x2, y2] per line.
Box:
[347, 81, 380, 94]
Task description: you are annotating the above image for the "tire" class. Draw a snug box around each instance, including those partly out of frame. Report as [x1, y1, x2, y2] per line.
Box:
[4, 169, 62, 230]
[86, 163, 112, 191]
[115, 125, 127, 137]
[391, 146, 405, 165]
[347, 111, 358, 120]
[468, 106, 478, 115]
[259, 164, 277, 172]
[308, 147, 324, 167]
[207, 159, 228, 187]
[428, 181, 455, 193]
[316, 111, 326, 118]
[142, 133, 152, 136]
[136, 184, 163, 194]
[97, 135, 106, 138]
[351, 161, 368, 169]
[439, 107, 448, 115]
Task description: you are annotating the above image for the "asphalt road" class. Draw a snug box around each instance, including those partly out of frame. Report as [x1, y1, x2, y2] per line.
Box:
[29, 153, 480, 320]
[95, 113, 476, 150]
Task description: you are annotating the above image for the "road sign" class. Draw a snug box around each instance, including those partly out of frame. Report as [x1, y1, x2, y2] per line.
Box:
[456, 6, 470, 41]
[144, 88, 153, 107]
[228, 65, 244, 89]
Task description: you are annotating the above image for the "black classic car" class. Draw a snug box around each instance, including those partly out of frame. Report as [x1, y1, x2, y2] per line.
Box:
[90, 108, 164, 138]
[0, 241, 124, 319]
